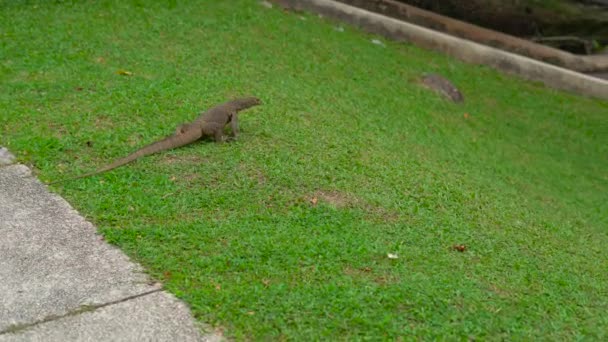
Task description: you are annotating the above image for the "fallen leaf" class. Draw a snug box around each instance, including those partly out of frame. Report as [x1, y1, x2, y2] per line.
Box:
[247, 311, 255, 315]
[162, 192, 175, 199]
[371, 39, 385, 47]
[463, 113, 470, 119]
[116, 69, 133, 76]
[452, 244, 467, 252]
[310, 197, 318, 205]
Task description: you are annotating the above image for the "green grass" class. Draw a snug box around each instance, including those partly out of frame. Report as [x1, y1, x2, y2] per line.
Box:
[1, 0, 607, 340]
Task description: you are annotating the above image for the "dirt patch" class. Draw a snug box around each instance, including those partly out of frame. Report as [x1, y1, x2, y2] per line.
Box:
[343, 266, 398, 285]
[310, 190, 361, 208]
[343, 265, 372, 277]
[307, 189, 404, 223]
[159, 154, 209, 166]
[232, 163, 268, 186]
[47, 121, 69, 139]
[93, 114, 116, 130]
[171, 172, 203, 183]
[246, 167, 268, 185]
[419, 73, 464, 103]
[486, 282, 512, 298]
[365, 206, 402, 224]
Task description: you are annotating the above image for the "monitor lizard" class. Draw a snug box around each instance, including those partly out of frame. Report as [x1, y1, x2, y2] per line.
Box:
[48, 96, 261, 184]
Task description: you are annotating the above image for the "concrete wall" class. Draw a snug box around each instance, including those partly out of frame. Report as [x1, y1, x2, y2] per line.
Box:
[278, 0, 608, 100]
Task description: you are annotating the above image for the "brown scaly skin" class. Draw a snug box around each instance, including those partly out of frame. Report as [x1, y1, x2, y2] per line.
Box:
[49, 96, 261, 184]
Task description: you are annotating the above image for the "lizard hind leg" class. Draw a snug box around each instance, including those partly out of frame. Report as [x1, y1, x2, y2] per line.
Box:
[201, 122, 225, 143]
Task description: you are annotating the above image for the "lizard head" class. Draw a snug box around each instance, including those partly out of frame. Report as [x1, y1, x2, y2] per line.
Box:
[233, 96, 261, 110]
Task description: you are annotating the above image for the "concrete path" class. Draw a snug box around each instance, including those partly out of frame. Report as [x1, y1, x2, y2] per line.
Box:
[0, 149, 220, 341]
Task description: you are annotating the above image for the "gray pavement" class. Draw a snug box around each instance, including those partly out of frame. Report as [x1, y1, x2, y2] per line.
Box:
[0, 149, 221, 341]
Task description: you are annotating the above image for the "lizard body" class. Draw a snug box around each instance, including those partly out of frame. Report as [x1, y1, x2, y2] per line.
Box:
[49, 96, 260, 184]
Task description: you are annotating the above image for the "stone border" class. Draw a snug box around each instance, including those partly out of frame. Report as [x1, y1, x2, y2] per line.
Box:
[278, 0, 608, 100]
[335, 0, 608, 73]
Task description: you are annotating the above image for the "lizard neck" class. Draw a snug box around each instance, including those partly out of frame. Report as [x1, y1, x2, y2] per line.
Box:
[231, 96, 261, 111]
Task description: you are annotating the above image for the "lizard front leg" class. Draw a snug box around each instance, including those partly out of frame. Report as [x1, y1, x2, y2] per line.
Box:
[229, 112, 239, 139]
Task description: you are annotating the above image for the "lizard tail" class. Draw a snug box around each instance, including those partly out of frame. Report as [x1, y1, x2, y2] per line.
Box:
[48, 130, 203, 185]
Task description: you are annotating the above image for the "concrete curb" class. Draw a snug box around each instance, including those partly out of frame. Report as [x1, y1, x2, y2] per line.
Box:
[279, 0, 608, 100]
[336, 0, 608, 73]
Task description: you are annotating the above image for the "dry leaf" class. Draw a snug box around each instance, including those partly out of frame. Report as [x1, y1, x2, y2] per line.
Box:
[310, 197, 318, 205]
[116, 69, 133, 76]
[463, 113, 470, 119]
[452, 244, 467, 252]
[371, 39, 385, 46]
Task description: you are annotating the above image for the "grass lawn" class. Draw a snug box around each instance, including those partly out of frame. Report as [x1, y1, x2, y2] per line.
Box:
[1, 0, 607, 339]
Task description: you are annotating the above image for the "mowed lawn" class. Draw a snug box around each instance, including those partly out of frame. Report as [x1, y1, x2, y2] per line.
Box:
[1, 0, 607, 339]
